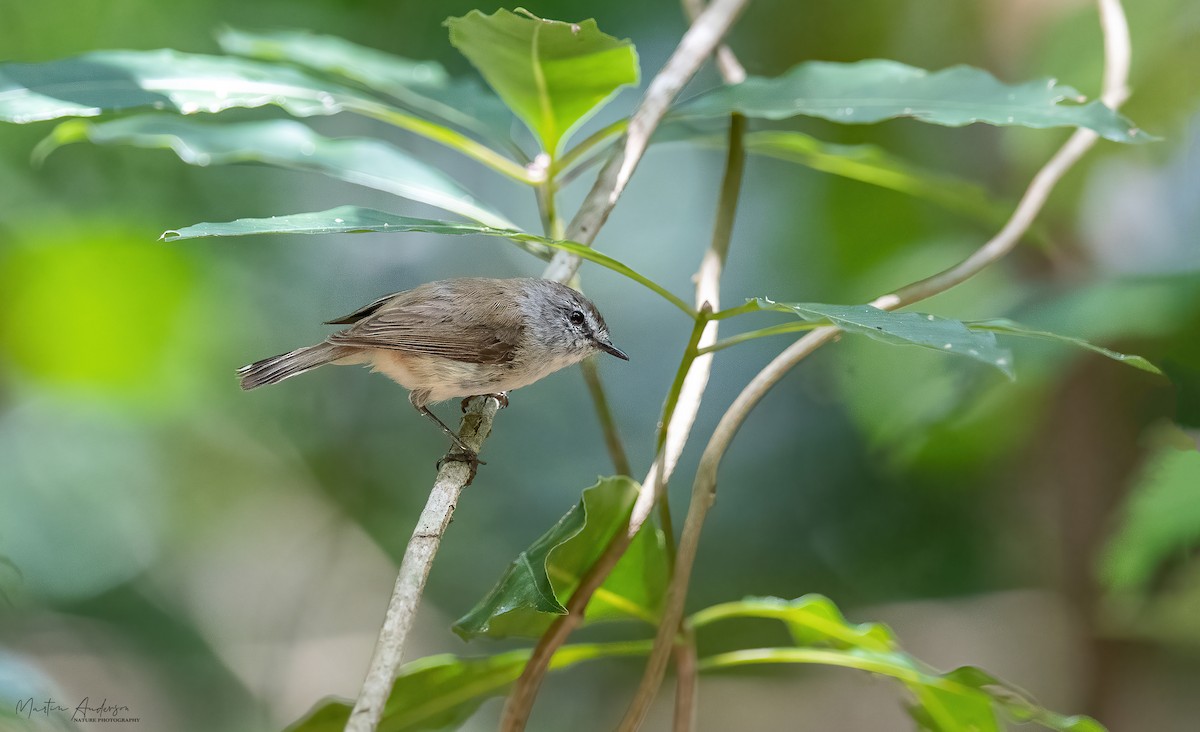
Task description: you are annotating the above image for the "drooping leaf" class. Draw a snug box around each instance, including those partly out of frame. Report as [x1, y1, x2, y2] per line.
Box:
[749, 299, 1015, 377]
[38, 116, 516, 229]
[453, 476, 667, 639]
[694, 595, 1106, 732]
[216, 27, 517, 148]
[966, 318, 1162, 375]
[286, 640, 651, 732]
[445, 8, 639, 154]
[677, 60, 1154, 143]
[160, 206, 695, 315]
[0, 50, 527, 181]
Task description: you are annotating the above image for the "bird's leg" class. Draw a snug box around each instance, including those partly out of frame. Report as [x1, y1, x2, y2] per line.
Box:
[412, 401, 487, 468]
[461, 392, 509, 413]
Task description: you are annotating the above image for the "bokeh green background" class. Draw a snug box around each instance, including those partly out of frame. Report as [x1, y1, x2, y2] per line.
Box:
[2, 0, 1199, 730]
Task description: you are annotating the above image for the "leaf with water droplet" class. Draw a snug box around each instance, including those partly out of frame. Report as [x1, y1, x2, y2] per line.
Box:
[747, 300, 1016, 378]
[676, 60, 1156, 143]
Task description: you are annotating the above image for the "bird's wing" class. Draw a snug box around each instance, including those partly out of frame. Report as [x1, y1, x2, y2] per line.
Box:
[324, 292, 398, 325]
[327, 307, 523, 365]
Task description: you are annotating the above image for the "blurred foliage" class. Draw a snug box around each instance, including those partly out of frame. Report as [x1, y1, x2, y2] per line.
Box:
[1, 0, 1199, 730]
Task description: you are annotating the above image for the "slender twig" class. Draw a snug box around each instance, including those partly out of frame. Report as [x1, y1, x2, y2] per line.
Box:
[672, 625, 699, 732]
[500, 59, 751, 732]
[580, 357, 633, 477]
[542, 0, 752, 282]
[682, 0, 747, 84]
[344, 396, 501, 732]
[615, 2, 1133, 728]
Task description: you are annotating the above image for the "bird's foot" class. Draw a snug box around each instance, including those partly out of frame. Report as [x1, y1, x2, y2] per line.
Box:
[437, 448, 485, 484]
[461, 392, 509, 413]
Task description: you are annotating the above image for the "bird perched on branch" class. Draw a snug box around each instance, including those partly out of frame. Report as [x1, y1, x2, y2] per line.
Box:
[238, 277, 628, 466]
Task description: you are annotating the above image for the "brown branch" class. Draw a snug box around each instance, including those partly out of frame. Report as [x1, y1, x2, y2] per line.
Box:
[344, 396, 501, 732]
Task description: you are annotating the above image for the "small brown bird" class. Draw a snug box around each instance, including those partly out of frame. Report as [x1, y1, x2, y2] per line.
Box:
[238, 277, 628, 461]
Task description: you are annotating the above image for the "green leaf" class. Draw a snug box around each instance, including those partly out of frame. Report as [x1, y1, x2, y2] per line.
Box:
[743, 131, 1009, 224]
[38, 116, 516, 229]
[453, 476, 667, 639]
[694, 595, 1106, 732]
[1102, 429, 1200, 592]
[0, 49, 530, 182]
[678, 60, 1154, 143]
[750, 300, 1015, 378]
[966, 318, 1162, 375]
[286, 639, 651, 732]
[160, 206, 696, 316]
[0, 49, 370, 122]
[691, 595, 896, 652]
[215, 28, 517, 149]
[445, 8, 639, 154]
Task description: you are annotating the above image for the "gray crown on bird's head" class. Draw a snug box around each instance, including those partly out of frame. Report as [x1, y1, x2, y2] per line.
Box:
[520, 279, 626, 361]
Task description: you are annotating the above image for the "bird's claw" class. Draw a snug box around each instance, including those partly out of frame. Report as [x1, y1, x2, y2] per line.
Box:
[437, 448, 485, 484]
[461, 392, 509, 413]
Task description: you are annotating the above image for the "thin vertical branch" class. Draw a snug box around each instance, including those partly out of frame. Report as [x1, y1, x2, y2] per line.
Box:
[672, 625, 699, 732]
[344, 397, 501, 732]
[501, 70, 751, 732]
[615, 2, 1134, 729]
[580, 356, 633, 476]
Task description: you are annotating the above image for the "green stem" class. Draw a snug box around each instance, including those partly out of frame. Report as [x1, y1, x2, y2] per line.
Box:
[696, 322, 824, 356]
[709, 300, 762, 320]
[656, 311, 714, 454]
[351, 100, 535, 185]
[558, 118, 630, 178]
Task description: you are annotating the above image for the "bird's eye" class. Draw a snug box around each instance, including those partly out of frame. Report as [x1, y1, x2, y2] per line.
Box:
[569, 310, 585, 326]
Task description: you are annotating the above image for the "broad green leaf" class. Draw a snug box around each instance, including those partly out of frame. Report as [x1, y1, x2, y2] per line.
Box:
[743, 131, 1009, 225]
[966, 318, 1162, 375]
[750, 299, 1015, 378]
[453, 476, 667, 639]
[0, 49, 371, 122]
[38, 116, 516, 229]
[694, 595, 1105, 732]
[160, 206, 695, 316]
[286, 639, 651, 732]
[216, 28, 517, 148]
[0, 50, 529, 182]
[445, 8, 639, 154]
[678, 60, 1154, 143]
[1102, 430, 1200, 592]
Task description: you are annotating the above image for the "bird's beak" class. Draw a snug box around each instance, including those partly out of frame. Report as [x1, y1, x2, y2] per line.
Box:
[596, 338, 629, 361]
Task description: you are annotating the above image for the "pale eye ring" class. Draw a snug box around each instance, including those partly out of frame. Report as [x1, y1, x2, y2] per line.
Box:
[569, 310, 585, 326]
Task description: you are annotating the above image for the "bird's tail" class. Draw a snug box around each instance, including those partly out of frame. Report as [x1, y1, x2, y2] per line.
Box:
[237, 343, 359, 390]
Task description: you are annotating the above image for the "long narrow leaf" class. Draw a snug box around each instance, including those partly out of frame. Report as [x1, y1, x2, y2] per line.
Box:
[216, 28, 517, 149]
[750, 299, 1015, 377]
[38, 116, 516, 229]
[966, 318, 1162, 374]
[678, 60, 1153, 143]
[0, 50, 528, 181]
[160, 206, 695, 316]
